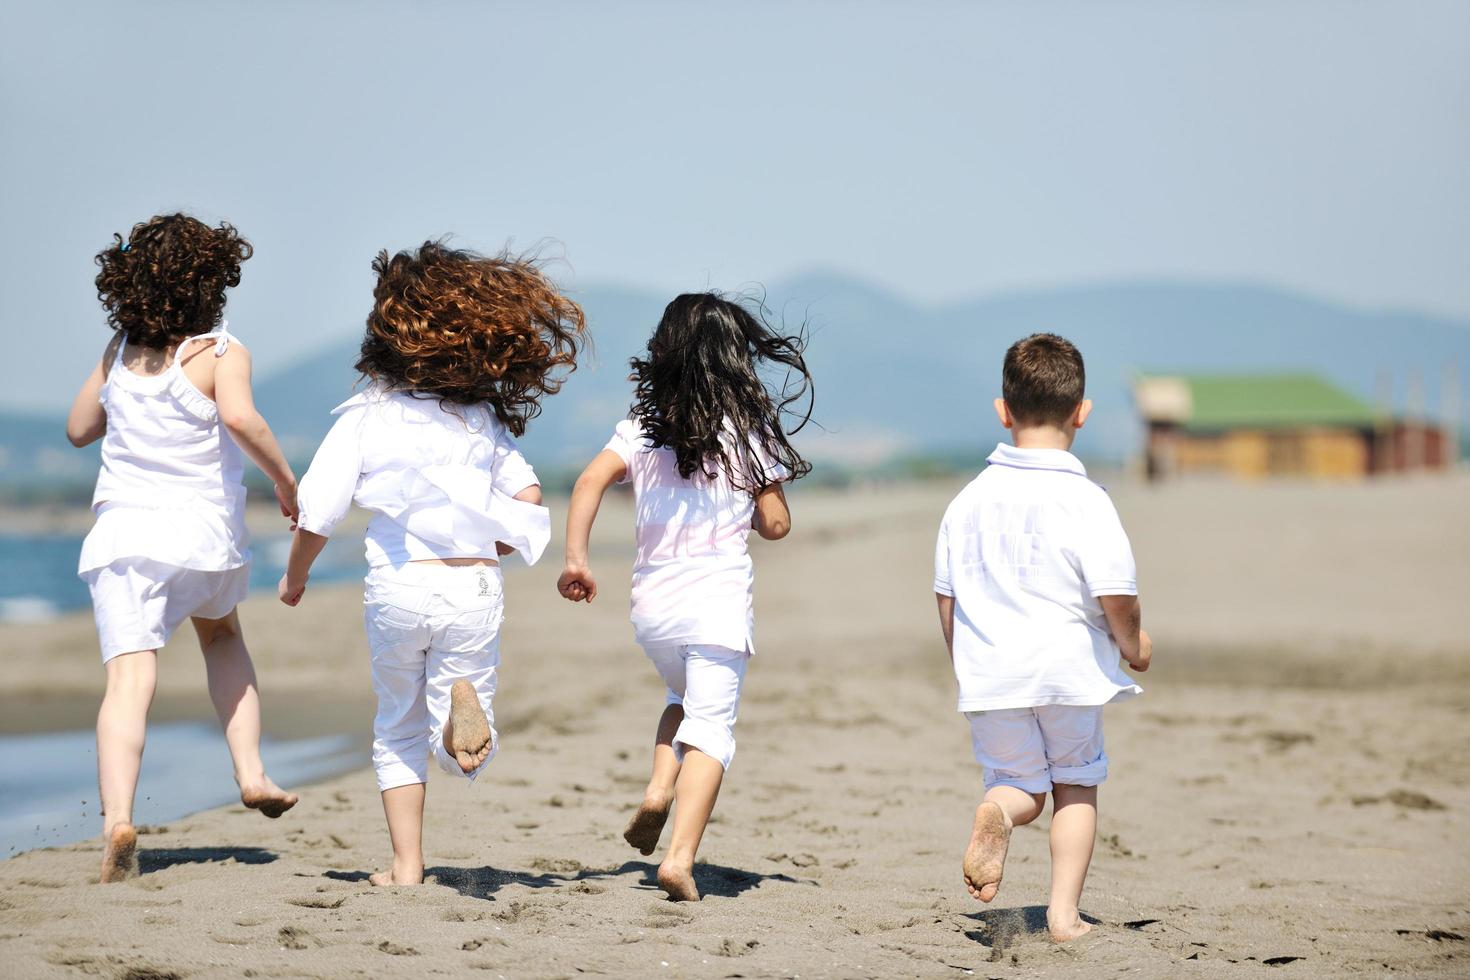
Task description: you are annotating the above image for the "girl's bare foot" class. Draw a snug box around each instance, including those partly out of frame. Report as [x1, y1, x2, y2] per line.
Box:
[369, 863, 425, 887]
[240, 775, 299, 818]
[624, 791, 673, 855]
[962, 800, 1011, 902]
[656, 859, 700, 901]
[1048, 909, 1093, 943]
[446, 680, 492, 772]
[99, 823, 139, 883]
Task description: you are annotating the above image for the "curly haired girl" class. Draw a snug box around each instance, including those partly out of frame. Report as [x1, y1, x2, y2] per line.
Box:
[557, 292, 813, 901]
[280, 240, 585, 886]
[67, 213, 300, 883]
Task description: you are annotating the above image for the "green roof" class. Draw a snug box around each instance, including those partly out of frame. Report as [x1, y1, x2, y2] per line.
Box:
[1160, 374, 1378, 431]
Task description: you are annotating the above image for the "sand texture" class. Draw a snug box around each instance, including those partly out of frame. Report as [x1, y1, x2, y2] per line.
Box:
[2, 477, 1468, 978]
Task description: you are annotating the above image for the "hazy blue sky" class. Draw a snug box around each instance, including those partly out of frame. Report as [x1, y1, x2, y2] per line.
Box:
[3, 1, 1467, 409]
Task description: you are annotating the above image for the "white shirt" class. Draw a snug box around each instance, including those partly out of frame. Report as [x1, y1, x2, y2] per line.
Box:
[934, 443, 1142, 712]
[603, 418, 789, 653]
[79, 327, 249, 575]
[297, 387, 549, 568]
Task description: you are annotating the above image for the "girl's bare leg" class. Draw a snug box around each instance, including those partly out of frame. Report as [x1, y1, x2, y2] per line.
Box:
[192, 612, 297, 817]
[624, 704, 683, 855]
[656, 748, 723, 901]
[371, 783, 426, 886]
[96, 650, 157, 882]
[1047, 783, 1097, 942]
[963, 784, 1047, 902]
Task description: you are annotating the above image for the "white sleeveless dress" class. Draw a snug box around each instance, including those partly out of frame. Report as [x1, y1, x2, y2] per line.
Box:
[79, 325, 253, 661]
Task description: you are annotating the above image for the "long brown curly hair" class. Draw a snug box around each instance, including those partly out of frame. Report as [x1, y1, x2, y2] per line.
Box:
[356, 241, 587, 436]
[94, 213, 252, 349]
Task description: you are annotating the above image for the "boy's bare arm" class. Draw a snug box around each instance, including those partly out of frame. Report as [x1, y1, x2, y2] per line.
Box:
[1099, 594, 1152, 672]
[936, 593, 955, 661]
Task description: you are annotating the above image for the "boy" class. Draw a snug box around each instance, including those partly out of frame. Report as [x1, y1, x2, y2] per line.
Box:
[933, 332, 1151, 942]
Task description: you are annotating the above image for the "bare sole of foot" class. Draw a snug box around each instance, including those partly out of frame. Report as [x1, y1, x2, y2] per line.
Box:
[623, 796, 672, 855]
[962, 801, 1011, 902]
[1048, 915, 1093, 943]
[241, 781, 299, 819]
[369, 870, 424, 887]
[447, 680, 492, 772]
[656, 861, 700, 902]
[99, 823, 139, 884]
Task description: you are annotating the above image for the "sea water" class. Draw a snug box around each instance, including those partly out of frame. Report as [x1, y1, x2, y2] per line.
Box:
[0, 722, 366, 857]
[0, 531, 368, 623]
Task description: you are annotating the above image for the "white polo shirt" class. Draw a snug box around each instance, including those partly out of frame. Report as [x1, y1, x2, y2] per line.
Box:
[934, 443, 1142, 712]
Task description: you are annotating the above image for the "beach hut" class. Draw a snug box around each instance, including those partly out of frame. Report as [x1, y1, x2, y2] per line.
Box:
[1133, 373, 1451, 480]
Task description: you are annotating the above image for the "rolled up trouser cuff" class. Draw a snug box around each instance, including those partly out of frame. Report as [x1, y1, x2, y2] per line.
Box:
[374, 740, 430, 791]
[982, 770, 1054, 794]
[673, 717, 737, 771]
[1049, 752, 1108, 787]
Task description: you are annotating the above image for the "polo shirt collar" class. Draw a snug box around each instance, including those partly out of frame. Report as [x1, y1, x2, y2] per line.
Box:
[985, 442, 1088, 476]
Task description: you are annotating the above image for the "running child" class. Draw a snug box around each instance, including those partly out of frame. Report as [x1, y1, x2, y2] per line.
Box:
[557, 292, 812, 902]
[67, 213, 300, 883]
[279, 241, 585, 887]
[934, 333, 1151, 942]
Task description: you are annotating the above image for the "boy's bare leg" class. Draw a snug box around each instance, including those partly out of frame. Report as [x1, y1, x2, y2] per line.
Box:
[656, 747, 723, 901]
[96, 650, 156, 883]
[963, 785, 1046, 902]
[371, 783, 426, 886]
[193, 613, 298, 817]
[624, 704, 682, 855]
[1047, 783, 1097, 941]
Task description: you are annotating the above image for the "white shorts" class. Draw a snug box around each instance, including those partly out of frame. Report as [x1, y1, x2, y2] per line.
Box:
[364, 562, 504, 792]
[644, 643, 749, 771]
[966, 705, 1108, 794]
[84, 559, 250, 663]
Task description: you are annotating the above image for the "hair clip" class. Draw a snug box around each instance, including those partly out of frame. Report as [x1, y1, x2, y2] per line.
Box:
[120, 242, 131, 252]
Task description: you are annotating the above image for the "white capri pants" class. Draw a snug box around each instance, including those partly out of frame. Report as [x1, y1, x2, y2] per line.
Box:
[364, 562, 504, 791]
[966, 705, 1108, 794]
[644, 643, 749, 771]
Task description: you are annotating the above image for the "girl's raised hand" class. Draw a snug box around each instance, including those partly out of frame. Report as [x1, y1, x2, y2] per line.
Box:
[557, 565, 597, 603]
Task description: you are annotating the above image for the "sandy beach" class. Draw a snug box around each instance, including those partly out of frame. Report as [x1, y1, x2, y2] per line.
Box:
[1, 476, 1468, 978]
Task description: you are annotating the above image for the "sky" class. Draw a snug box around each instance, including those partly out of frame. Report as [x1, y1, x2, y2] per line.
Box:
[2, 0, 1467, 410]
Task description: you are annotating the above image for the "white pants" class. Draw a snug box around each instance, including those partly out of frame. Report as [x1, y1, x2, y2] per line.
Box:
[644, 643, 749, 771]
[966, 705, 1108, 794]
[364, 563, 504, 791]
[85, 559, 250, 662]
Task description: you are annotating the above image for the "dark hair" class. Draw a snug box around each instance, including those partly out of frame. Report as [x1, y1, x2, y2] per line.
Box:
[355, 241, 587, 436]
[94, 213, 252, 349]
[630, 292, 813, 492]
[1002, 333, 1086, 426]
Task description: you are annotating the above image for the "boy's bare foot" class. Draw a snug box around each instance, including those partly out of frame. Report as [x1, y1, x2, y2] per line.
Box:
[240, 776, 299, 818]
[1047, 909, 1093, 943]
[962, 801, 1011, 902]
[624, 791, 673, 855]
[656, 859, 700, 902]
[99, 823, 139, 883]
[446, 680, 492, 772]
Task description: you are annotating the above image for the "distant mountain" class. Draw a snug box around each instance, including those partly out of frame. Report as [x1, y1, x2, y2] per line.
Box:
[6, 277, 1468, 489]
